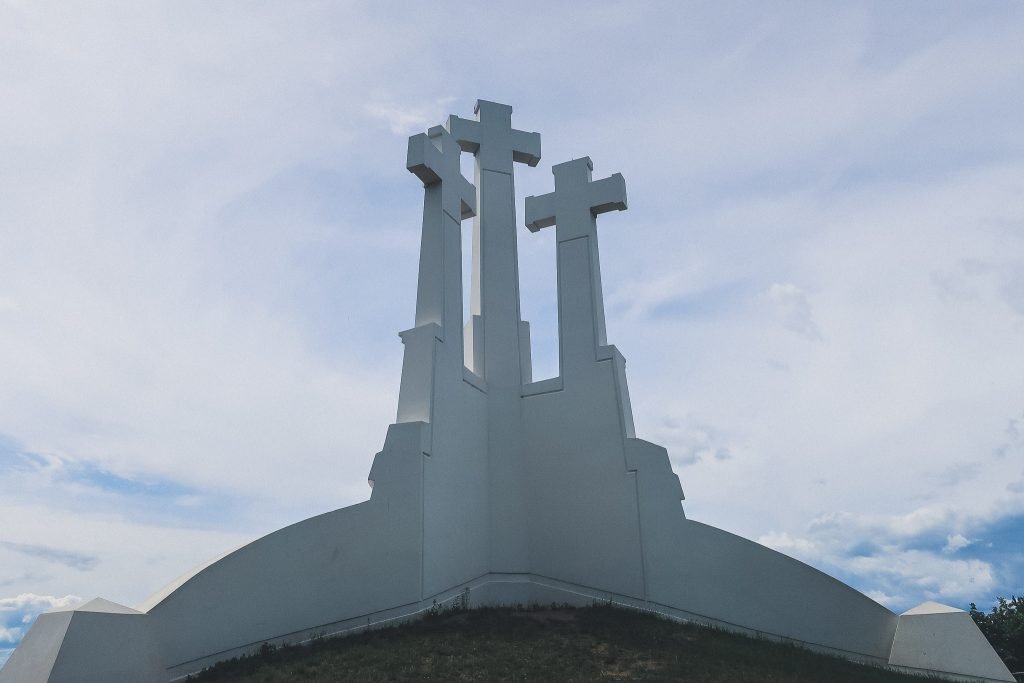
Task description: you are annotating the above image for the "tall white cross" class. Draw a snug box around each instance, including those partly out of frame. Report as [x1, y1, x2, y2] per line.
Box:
[406, 125, 475, 344]
[447, 100, 540, 384]
[447, 100, 540, 572]
[525, 157, 627, 377]
[448, 100, 541, 175]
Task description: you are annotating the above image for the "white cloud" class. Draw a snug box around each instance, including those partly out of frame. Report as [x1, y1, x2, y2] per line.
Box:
[365, 97, 458, 136]
[865, 590, 897, 607]
[944, 533, 973, 554]
[0, 593, 80, 665]
[0, 594, 80, 614]
[0, 593, 81, 650]
[756, 485, 1024, 610]
[766, 282, 822, 340]
[654, 415, 743, 467]
[846, 551, 996, 606]
[757, 531, 818, 556]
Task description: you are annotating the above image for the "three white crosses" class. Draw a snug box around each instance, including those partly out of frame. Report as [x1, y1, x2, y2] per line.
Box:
[406, 100, 627, 386]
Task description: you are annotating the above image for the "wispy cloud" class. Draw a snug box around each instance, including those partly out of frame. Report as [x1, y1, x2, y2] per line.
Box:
[655, 415, 741, 467]
[943, 533, 972, 554]
[365, 97, 457, 136]
[766, 283, 822, 340]
[0, 543, 98, 572]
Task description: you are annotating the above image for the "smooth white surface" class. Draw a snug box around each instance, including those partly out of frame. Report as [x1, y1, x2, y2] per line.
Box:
[889, 605, 1014, 681]
[0, 601, 165, 683]
[1, 100, 1011, 683]
[903, 601, 967, 616]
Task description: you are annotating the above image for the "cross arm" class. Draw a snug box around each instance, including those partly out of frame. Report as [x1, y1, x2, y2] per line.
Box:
[446, 114, 480, 154]
[525, 159, 628, 233]
[406, 129, 443, 185]
[524, 192, 556, 232]
[511, 129, 542, 167]
[588, 173, 627, 215]
[446, 100, 542, 168]
[407, 126, 476, 220]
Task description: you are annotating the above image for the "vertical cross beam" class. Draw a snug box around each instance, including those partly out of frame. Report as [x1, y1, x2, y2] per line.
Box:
[525, 157, 627, 379]
[397, 125, 475, 425]
[447, 100, 541, 573]
[406, 125, 475, 343]
[447, 100, 541, 383]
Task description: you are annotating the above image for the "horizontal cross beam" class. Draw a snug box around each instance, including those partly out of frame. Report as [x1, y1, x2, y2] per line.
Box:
[407, 125, 475, 221]
[525, 157, 626, 240]
[447, 100, 541, 174]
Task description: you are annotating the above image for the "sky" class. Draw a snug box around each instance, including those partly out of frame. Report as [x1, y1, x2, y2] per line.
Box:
[1, 0, 1023, 666]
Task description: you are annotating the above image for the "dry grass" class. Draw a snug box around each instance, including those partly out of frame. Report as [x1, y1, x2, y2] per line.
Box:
[190, 604, 939, 682]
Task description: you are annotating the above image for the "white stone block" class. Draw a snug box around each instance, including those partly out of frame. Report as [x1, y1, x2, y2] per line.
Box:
[889, 602, 1015, 682]
[0, 599, 165, 683]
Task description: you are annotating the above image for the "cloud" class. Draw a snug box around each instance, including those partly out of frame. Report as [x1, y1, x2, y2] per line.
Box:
[846, 551, 996, 607]
[0, 594, 81, 650]
[993, 411, 1024, 460]
[758, 531, 817, 556]
[766, 283, 822, 340]
[998, 264, 1024, 316]
[865, 590, 897, 606]
[0, 574, 49, 590]
[943, 533, 973, 554]
[0, 593, 81, 667]
[931, 258, 1024, 317]
[365, 97, 458, 136]
[758, 497, 1024, 610]
[0, 543, 98, 572]
[654, 415, 743, 468]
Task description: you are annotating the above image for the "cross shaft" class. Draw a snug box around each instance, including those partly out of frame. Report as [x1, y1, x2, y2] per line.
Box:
[525, 157, 627, 378]
[407, 125, 476, 222]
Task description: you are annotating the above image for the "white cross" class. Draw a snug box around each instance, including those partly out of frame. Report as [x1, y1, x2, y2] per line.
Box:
[525, 157, 627, 375]
[446, 100, 541, 388]
[405, 125, 475, 340]
[525, 156, 626, 241]
[448, 100, 541, 174]
[407, 125, 476, 222]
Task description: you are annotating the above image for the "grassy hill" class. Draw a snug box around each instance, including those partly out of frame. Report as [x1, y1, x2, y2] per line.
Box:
[188, 604, 949, 682]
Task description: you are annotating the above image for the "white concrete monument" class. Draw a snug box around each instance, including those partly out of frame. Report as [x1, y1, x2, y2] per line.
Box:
[1, 100, 1014, 683]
